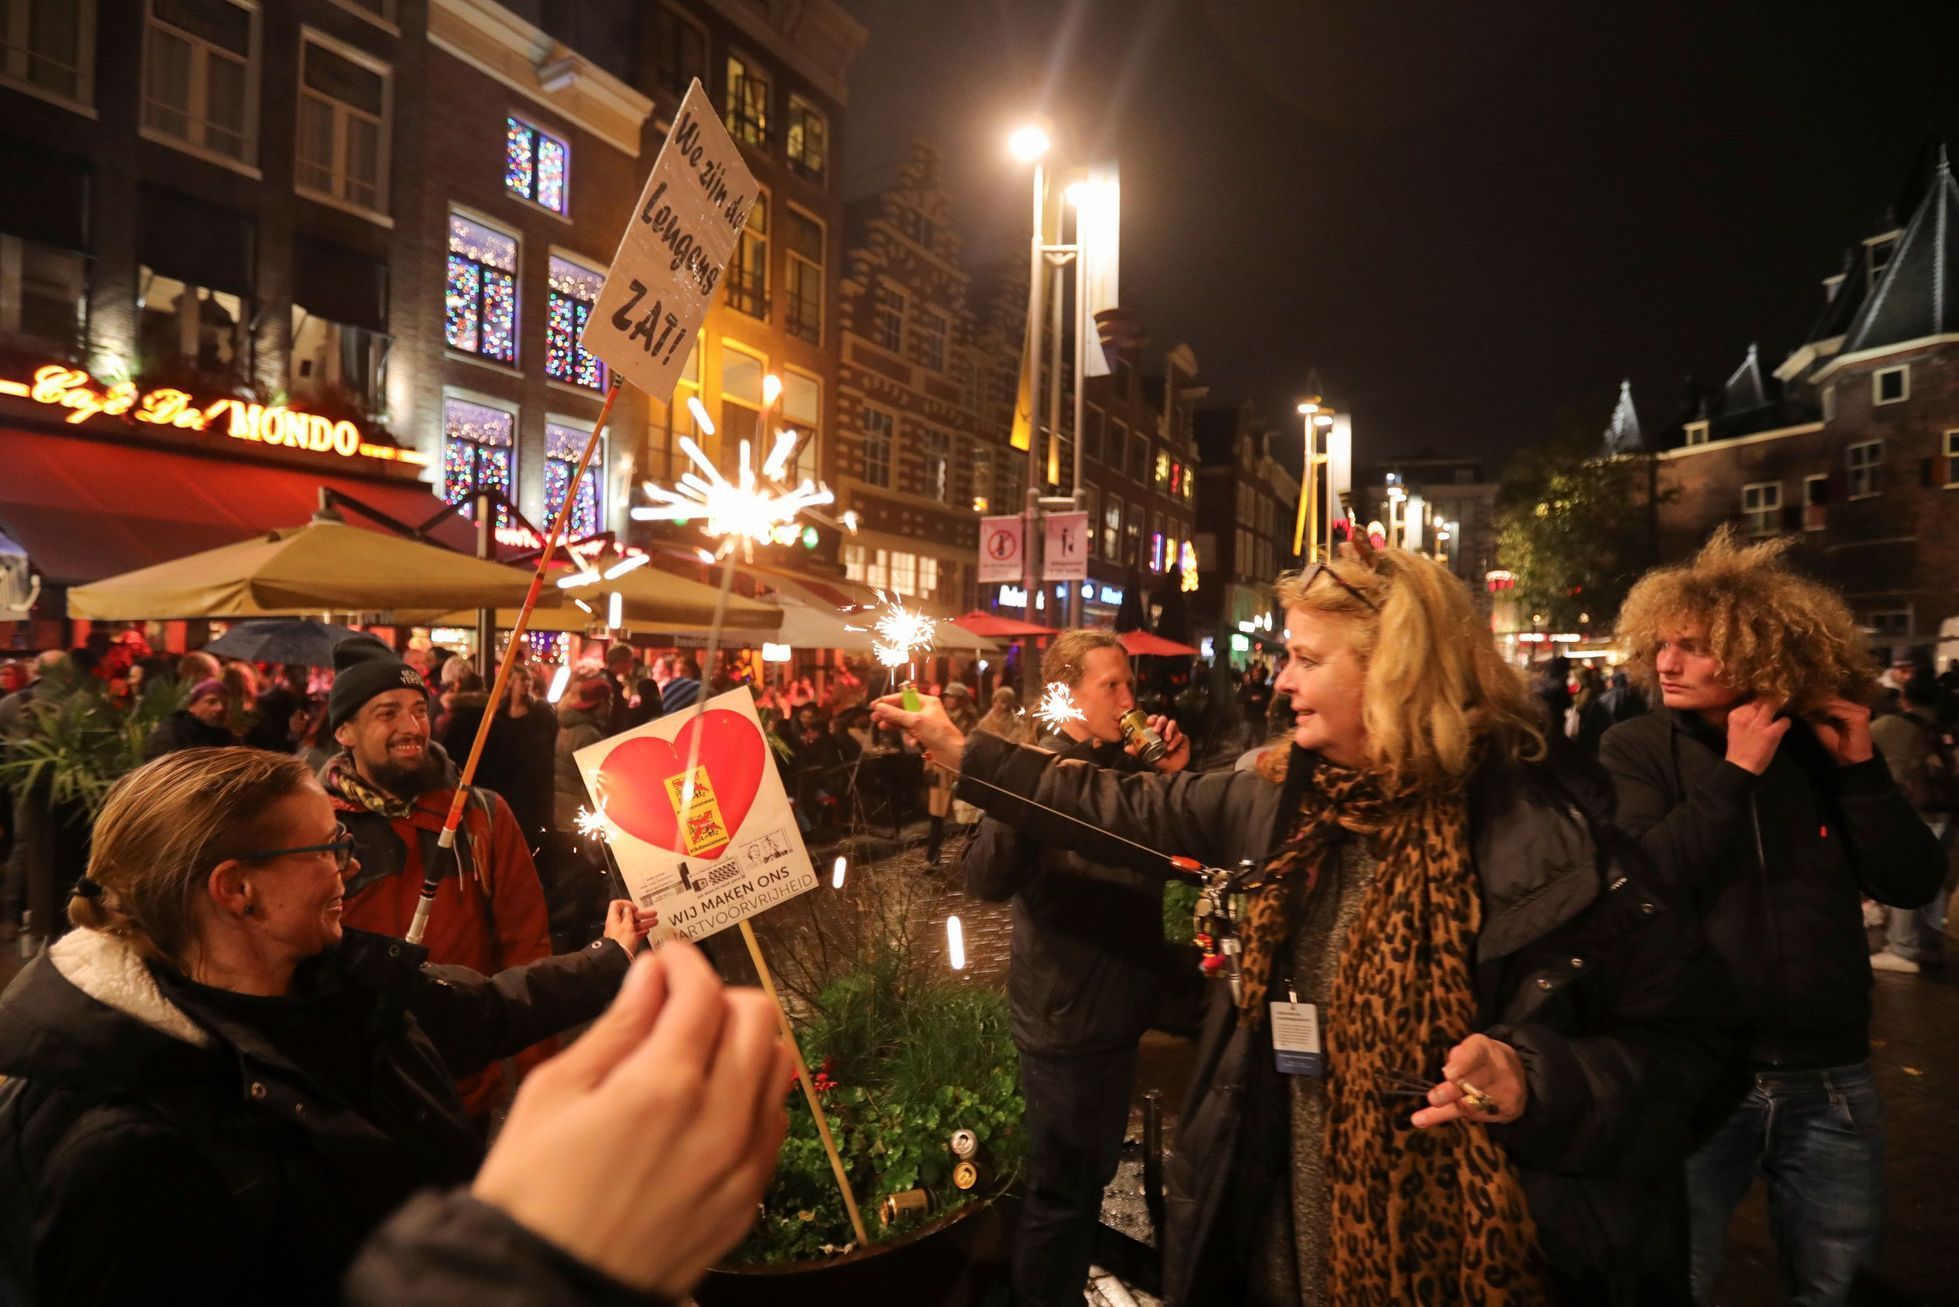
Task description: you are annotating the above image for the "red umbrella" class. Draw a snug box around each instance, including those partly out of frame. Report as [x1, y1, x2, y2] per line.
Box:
[1119, 630, 1200, 658]
[952, 610, 1060, 639]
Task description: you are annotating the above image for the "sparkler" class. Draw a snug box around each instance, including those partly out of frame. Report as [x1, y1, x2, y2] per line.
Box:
[631, 433, 834, 563]
[851, 590, 937, 705]
[1033, 681, 1086, 731]
[946, 914, 967, 971]
[574, 803, 614, 843]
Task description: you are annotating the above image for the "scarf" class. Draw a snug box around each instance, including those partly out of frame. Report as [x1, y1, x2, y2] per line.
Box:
[1243, 756, 1552, 1305]
[324, 753, 416, 820]
[322, 751, 490, 896]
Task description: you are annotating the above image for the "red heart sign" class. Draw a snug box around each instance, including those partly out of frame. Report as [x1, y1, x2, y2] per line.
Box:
[594, 710, 766, 859]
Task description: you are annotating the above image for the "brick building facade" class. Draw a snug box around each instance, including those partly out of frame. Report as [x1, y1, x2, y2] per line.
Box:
[1192, 401, 1296, 663]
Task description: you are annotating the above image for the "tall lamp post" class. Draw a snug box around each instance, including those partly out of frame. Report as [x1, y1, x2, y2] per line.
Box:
[1292, 398, 1336, 560]
[1010, 122, 1050, 696]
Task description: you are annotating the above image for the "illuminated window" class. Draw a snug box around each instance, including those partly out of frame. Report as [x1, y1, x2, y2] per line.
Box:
[726, 192, 768, 318]
[786, 94, 826, 182]
[921, 427, 949, 500]
[1, 0, 96, 108]
[1169, 460, 1182, 495]
[0, 236, 86, 350]
[1154, 450, 1170, 489]
[296, 33, 388, 213]
[1124, 500, 1141, 564]
[720, 341, 765, 447]
[545, 420, 603, 536]
[505, 116, 569, 214]
[724, 54, 768, 148]
[446, 211, 518, 364]
[861, 407, 893, 488]
[647, 334, 702, 483]
[911, 309, 947, 373]
[1946, 431, 1959, 488]
[781, 368, 821, 483]
[143, 0, 260, 165]
[1101, 493, 1121, 558]
[442, 397, 515, 524]
[890, 551, 918, 596]
[545, 254, 605, 390]
[972, 445, 995, 514]
[138, 265, 246, 373]
[1151, 532, 1165, 573]
[918, 556, 939, 593]
[784, 206, 823, 344]
[872, 283, 904, 352]
[290, 306, 387, 415]
[1847, 440, 1883, 498]
[652, 4, 706, 99]
[1740, 483, 1782, 537]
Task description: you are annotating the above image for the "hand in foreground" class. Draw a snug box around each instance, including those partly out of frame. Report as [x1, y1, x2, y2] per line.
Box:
[1147, 714, 1191, 774]
[871, 692, 968, 771]
[472, 941, 791, 1299]
[1808, 696, 1875, 766]
[1724, 696, 1790, 775]
[1411, 1033, 1528, 1128]
[602, 899, 661, 957]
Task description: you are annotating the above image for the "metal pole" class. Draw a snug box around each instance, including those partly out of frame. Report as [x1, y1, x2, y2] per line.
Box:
[1303, 419, 1319, 563]
[1022, 163, 1045, 700]
[1070, 200, 1088, 629]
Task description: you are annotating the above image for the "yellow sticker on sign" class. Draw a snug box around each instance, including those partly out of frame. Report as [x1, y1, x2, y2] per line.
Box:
[665, 766, 730, 856]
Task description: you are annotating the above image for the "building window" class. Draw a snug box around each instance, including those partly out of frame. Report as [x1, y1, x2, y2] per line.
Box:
[890, 551, 917, 596]
[0, 236, 86, 351]
[1183, 472, 1195, 504]
[972, 444, 994, 513]
[1874, 365, 1908, 405]
[1946, 431, 1959, 488]
[1869, 609, 1912, 639]
[872, 283, 904, 352]
[545, 254, 605, 390]
[442, 397, 515, 524]
[143, 0, 260, 165]
[647, 333, 702, 483]
[290, 306, 387, 416]
[1684, 420, 1709, 447]
[781, 368, 821, 483]
[911, 308, 947, 373]
[1802, 474, 1828, 531]
[918, 555, 939, 594]
[1123, 499, 1141, 564]
[544, 421, 603, 536]
[783, 206, 823, 345]
[446, 212, 518, 364]
[726, 192, 767, 318]
[724, 55, 768, 148]
[1131, 429, 1149, 483]
[861, 407, 894, 488]
[786, 94, 826, 182]
[1083, 406, 1103, 463]
[1847, 440, 1883, 498]
[1741, 481, 1782, 537]
[719, 341, 765, 447]
[296, 34, 388, 214]
[1867, 237, 1896, 290]
[1083, 487, 1099, 555]
[652, 4, 706, 99]
[843, 544, 892, 591]
[138, 265, 246, 373]
[921, 428, 949, 500]
[505, 115, 569, 215]
[1, 0, 95, 107]
[333, 0, 395, 22]
[1154, 450, 1170, 490]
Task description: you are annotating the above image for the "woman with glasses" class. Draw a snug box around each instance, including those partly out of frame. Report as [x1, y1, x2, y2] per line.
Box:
[876, 548, 1738, 1306]
[0, 746, 656, 1306]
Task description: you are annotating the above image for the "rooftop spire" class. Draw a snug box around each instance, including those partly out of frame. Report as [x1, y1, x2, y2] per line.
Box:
[1603, 378, 1643, 454]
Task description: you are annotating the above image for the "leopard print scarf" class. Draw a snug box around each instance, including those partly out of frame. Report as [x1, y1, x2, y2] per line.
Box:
[1243, 757, 1552, 1305]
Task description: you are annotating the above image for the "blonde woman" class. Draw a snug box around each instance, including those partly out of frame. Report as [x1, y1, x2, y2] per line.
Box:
[877, 549, 1735, 1306]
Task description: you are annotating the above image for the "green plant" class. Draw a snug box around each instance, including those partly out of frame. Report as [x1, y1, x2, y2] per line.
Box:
[1163, 880, 1200, 947]
[0, 669, 182, 816]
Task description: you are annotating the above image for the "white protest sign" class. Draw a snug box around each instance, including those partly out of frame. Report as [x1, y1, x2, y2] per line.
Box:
[580, 79, 760, 399]
[977, 514, 1025, 584]
[575, 687, 816, 940]
[1042, 510, 1090, 581]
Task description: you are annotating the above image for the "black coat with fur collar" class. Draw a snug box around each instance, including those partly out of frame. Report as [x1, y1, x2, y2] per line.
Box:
[0, 927, 626, 1307]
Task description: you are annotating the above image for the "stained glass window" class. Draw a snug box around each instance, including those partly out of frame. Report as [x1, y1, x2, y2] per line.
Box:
[446, 212, 517, 363]
[545, 422, 603, 537]
[504, 116, 569, 214]
[443, 398, 515, 524]
[545, 255, 605, 389]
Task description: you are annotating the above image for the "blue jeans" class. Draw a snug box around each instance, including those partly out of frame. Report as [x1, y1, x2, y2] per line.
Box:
[1687, 1062, 1884, 1307]
[1883, 816, 1951, 962]
[1013, 1045, 1138, 1307]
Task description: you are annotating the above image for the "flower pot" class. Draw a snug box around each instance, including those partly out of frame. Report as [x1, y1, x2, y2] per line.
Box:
[695, 1194, 1019, 1307]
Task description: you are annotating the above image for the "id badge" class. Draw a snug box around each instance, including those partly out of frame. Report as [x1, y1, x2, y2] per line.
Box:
[1270, 1000, 1324, 1077]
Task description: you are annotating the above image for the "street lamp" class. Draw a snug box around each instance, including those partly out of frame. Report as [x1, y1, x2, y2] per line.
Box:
[1293, 396, 1335, 559]
[1009, 124, 1051, 163]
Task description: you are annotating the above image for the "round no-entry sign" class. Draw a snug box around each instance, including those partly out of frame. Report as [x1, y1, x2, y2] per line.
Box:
[986, 527, 1021, 562]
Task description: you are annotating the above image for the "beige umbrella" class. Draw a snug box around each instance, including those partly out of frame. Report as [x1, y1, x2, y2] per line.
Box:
[66, 519, 540, 620]
[413, 562, 781, 635]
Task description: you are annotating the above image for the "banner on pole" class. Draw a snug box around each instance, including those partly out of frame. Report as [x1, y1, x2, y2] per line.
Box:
[575, 688, 816, 940]
[1076, 165, 1121, 378]
[978, 514, 1026, 584]
[580, 79, 760, 400]
[1042, 510, 1089, 581]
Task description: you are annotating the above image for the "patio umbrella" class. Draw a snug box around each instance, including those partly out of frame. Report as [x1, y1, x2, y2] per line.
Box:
[412, 564, 783, 635]
[1119, 630, 1200, 658]
[67, 519, 539, 620]
[951, 610, 1059, 639]
[203, 618, 365, 666]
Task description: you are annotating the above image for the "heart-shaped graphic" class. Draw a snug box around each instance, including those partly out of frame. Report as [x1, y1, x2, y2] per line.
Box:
[594, 710, 766, 859]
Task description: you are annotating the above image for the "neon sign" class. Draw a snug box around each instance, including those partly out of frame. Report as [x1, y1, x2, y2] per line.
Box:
[0, 364, 428, 466]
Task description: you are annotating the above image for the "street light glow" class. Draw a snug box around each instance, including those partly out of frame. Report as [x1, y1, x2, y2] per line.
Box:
[1008, 124, 1051, 162]
[1297, 401, 1319, 415]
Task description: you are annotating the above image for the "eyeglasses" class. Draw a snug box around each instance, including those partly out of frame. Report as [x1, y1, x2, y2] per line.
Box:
[1301, 560, 1379, 612]
[235, 824, 357, 873]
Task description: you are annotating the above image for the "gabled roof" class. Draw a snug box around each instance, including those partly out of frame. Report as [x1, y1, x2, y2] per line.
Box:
[1838, 147, 1959, 355]
[1803, 248, 1865, 345]
[1721, 342, 1773, 413]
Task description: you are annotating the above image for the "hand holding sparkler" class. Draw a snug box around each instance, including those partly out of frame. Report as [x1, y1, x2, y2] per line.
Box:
[871, 692, 966, 771]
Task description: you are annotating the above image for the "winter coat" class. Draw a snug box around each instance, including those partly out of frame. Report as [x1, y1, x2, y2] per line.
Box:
[553, 703, 610, 830]
[142, 709, 237, 759]
[321, 752, 559, 1121]
[965, 731, 1164, 1055]
[0, 926, 629, 1307]
[956, 730, 1739, 1306]
[1600, 708, 1945, 1069]
[438, 692, 557, 842]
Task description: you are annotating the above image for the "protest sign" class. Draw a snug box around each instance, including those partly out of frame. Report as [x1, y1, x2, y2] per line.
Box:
[580, 79, 760, 399]
[576, 687, 816, 940]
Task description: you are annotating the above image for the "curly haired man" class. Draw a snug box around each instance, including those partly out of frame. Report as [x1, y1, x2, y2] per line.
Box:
[1601, 529, 1943, 1307]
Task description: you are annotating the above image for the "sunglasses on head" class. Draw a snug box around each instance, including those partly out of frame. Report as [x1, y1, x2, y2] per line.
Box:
[1301, 560, 1379, 612]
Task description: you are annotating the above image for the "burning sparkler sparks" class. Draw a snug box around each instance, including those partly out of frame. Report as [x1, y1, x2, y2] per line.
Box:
[631, 433, 835, 561]
[574, 803, 614, 843]
[1033, 681, 1086, 731]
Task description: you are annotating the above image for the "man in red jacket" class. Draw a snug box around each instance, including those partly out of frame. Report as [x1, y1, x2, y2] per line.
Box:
[322, 635, 559, 1124]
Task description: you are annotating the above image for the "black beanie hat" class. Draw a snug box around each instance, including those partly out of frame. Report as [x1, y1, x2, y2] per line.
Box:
[328, 635, 427, 732]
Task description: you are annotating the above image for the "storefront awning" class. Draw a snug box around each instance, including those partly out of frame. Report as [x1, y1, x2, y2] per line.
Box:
[0, 429, 471, 585]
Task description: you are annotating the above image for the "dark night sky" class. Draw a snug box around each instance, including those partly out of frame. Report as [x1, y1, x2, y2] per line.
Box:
[836, 0, 1959, 470]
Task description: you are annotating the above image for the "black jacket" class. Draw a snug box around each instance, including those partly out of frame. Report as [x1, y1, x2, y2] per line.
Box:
[1600, 708, 1944, 1070]
[0, 926, 629, 1307]
[142, 709, 237, 759]
[957, 731, 1738, 1306]
[965, 731, 1163, 1055]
